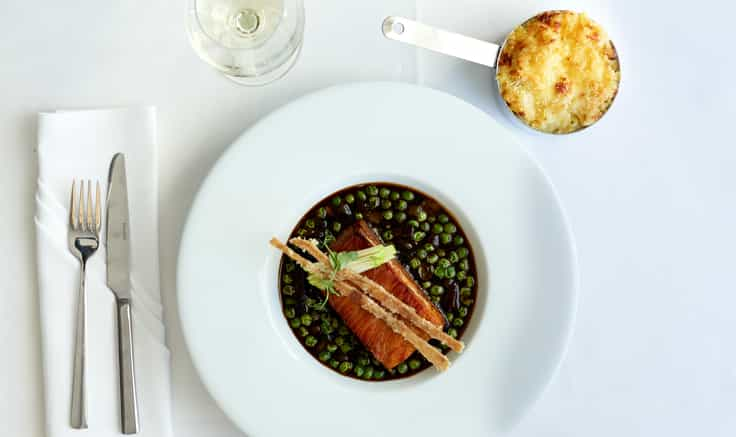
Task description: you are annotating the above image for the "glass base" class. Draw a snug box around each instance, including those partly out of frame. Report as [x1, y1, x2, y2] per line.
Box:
[223, 40, 302, 86]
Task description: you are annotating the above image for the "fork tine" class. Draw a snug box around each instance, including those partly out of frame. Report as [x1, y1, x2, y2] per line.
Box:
[95, 181, 101, 234]
[70, 180, 77, 229]
[78, 180, 84, 231]
[86, 180, 93, 233]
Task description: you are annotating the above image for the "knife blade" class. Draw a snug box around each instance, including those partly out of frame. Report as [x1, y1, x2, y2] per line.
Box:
[106, 153, 132, 300]
[105, 152, 140, 434]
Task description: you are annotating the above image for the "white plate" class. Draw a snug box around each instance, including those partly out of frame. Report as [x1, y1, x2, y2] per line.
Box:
[178, 82, 578, 436]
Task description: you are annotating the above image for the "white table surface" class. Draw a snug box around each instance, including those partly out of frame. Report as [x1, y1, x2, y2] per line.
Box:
[2, 1, 735, 436]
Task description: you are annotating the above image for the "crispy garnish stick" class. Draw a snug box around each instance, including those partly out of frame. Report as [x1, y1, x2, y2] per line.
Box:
[290, 237, 464, 353]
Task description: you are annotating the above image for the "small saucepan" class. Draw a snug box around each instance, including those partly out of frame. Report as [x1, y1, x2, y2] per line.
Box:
[382, 11, 621, 134]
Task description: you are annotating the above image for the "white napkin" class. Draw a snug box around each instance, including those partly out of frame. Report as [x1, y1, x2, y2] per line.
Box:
[35, 107, 172, 437]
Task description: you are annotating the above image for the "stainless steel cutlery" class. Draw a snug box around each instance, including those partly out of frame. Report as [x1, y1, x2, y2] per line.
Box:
[69, 179, 102, 430]
[67, 154, 139, 434]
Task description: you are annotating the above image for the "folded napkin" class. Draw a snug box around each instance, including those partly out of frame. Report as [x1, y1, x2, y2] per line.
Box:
[35, 107, 172, 437]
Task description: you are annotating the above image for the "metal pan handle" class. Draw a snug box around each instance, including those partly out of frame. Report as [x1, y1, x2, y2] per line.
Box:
[382, 16, 501, 69]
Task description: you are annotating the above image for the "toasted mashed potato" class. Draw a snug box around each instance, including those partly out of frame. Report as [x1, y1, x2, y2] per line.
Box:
[496, 11, 620, 133]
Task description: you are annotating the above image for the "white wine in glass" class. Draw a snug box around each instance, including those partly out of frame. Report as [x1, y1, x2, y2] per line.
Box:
[188, 0, 304, 86]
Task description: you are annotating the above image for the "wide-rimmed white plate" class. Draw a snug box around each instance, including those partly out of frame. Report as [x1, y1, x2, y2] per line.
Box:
[178, 82, 578, 436]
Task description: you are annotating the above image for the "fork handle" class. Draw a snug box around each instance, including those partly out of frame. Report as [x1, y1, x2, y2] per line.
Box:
[70, 262, 87, 429]
[116, 300, 139, 434]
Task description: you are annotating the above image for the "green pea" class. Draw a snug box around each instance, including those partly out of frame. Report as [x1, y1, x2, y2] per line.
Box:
[321, 320, 334, 334]
[458, 259, 469, 271]
[454, 235, 464, 246]
[417, 249, 428, 259]
[354, 366, 365, 378]
[330, 359, 340, 368]
[395, 211, 407, 223]
[383, 210, 393, 220]
[338, 326, 349, 335]
[456, 270, 467, 281]
[397, 200, 408, 211]
[357, 356, 370, 367]
[437, 249, 446, 257]
[339, 361, 353, 373]
[448, 251, 459, 263]
[412, 231, 426, 242]
[458, 306, 469, 317]
[335, 336, 345, 346]
[285, 262, 296, 272]
[461, 297, 474, 306]
[355, 212, 364, 220]
[317, 207, 327, 219]
[297, 228, 308, 237]
[397, 363, 409, 374]
[431, 295, 441, 304]
[401, 190, 415, 201]
[332, 196, 342, 206]
[438, 258, 451, 269]
[374, 369, 386, 379]
[284, 307, 296, 319]
[430, 285, 444, 296]
[447, 312, 454, 322]
[305, 335, 318, 347]
[305, 219, 316, 229]
[319, 350, 331, 361]
[383, 230, 394, 241]
[444, 223, 457, 234]
[440, 233, 453, 244]
[356, 190, 367, 201]
[282, 274, 293, 284]
[466, 276, 475, 287]
[390, 191, 400, 201]
[368, 196, 380, 209]
[417, 210, 428, 222]
[428, 216, 436, 223]
[427, 253, 439, 264]
[379, 187, 391, 199]
[422, 281, 432, 289]
[343, 193, 355, 204]
[284, 297, 297, 306]
[460, 287, 472, 297]
[448, 328, 458, 338]
[282, 285, 295, 296]
[410, 258, 421, 269]
[434, 267, 445, 279]
[381, 199, 392, 210]
[453, 318, 464, 327]
[289, 318, 301, 328]
[438, 214, 449, 224]
[340, 343, 353, 353]
[423, 243, 435, 252]
[408, 359, 422, 370]
[421, 222, 431, 232]
[458, 247, 469, 258]
[408, 219, 420, 228]
[332, 222, 342, 233]
[445, 266, 456, 279]
[301, 314, 313, 326]
[367, 185, 379, 196]
[363, 366, 374, 379]
[299, 327, 309, 338]
[432, 223, 443, 234]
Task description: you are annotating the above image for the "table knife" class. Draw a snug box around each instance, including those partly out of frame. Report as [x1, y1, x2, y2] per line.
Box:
[106, 153, 140, 434]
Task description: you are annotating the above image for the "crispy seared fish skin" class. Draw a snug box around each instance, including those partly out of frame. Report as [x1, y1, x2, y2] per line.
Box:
[330, 221, 445, 369]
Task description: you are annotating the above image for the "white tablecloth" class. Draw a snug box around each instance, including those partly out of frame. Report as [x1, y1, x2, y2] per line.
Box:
[1, 0, 735, 436]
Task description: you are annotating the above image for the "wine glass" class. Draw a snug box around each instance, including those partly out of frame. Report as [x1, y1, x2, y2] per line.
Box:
[188, 0, 305, 86]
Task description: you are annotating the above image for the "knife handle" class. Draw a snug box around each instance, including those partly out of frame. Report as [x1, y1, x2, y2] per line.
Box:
[116, 300, 140, 434]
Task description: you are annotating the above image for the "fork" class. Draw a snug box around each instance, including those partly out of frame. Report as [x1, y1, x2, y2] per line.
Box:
[68, 179, 101, 429]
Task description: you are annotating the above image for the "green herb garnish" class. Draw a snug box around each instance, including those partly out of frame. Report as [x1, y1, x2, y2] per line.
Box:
[308, 242, 396, 310]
